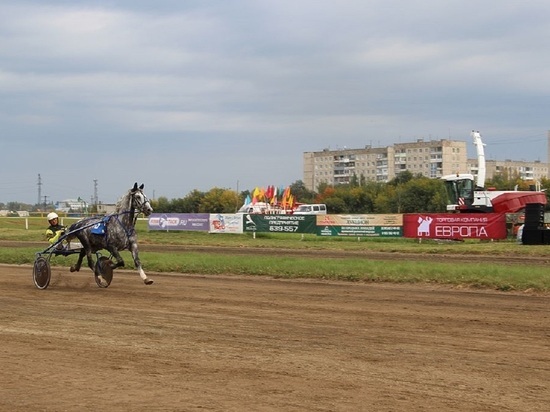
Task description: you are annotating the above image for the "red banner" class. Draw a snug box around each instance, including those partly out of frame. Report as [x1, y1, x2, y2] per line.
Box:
[403, 213, 507, 240]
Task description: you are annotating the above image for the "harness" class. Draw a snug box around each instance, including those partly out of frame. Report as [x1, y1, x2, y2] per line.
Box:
[93, 192, 148, 245]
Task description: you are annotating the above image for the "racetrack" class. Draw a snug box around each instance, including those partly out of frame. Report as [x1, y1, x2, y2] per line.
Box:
[1, 264, 548, 411]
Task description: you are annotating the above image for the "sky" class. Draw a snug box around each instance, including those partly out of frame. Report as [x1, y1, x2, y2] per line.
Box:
[1, 0, 550, 205]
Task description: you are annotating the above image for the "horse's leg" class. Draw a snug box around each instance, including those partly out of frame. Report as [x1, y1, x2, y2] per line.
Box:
[130, 242, 153, 285]
[85, 249, 95, 272]
[70, 249, 85, 272]
[108, 249, 125, 269]
[69, 248, 95, 273]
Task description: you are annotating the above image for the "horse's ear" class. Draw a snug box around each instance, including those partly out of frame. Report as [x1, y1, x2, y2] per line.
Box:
[132, 182, 138, 192]
[139, 184, 144, 190]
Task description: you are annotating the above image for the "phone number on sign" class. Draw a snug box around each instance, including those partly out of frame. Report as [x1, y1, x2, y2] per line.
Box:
[269, 226, 299, 232]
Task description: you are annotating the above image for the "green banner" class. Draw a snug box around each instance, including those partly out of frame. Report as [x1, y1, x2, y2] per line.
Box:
[243, 214, 317, 234]
[317, 225, 403, 237]
[316, 214, 403, 237]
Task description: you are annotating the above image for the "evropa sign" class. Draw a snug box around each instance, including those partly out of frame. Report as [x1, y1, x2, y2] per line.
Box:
[403, 213, 507, 240]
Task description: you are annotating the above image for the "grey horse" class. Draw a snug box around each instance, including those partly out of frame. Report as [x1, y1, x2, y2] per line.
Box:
[68, 183, 154, 285]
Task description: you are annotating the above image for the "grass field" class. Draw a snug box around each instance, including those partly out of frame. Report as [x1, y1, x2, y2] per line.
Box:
[2, 217, 550, 292]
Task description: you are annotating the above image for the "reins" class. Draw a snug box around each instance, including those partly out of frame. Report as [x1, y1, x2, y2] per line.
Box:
[69, 190, 148, 250]
[106, 191, 148, 243]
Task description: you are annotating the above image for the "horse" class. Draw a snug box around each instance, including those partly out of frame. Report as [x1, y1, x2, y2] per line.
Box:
[68, 183, 154, 285]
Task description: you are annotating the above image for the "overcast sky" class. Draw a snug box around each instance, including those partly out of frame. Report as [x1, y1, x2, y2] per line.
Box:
[1, 0, 549, 205]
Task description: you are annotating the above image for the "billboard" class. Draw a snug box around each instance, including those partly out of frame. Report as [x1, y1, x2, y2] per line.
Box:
[209, 214, 244, 234]
[148, 213, 210, 231]
[403, 213, 507, 240]
[243, 214, 317, 233]
[316, 214, 403, 237]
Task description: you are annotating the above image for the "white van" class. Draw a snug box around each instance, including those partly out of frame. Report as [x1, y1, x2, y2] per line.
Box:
[237, 202, 271, 214]
[292, 204, 327, 215]
[237, 202, 288, 214]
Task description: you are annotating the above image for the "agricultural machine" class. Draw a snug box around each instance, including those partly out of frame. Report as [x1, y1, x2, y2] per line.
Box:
[441, 131, 547, 213]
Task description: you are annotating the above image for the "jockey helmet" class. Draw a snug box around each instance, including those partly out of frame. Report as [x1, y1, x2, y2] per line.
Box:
[47, 212, 59, 222]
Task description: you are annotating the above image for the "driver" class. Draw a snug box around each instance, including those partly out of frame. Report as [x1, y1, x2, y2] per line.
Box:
[45, 212, 66, 245]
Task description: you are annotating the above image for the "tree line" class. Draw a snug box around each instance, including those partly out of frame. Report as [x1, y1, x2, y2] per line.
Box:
[4, 170, 549, 215]
[150, 171, 550, 214]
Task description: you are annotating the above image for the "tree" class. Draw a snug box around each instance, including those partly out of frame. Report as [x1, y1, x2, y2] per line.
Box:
[6, 201, 30, 212]
[199, 188, 240, 213]
[316, 185, 336, 203]
[388, 170, 414, 186]
[289, 180, 316, 204]
[151, 197, 168, 213]
[324, 197, 347, 213]
[398, 177, 447, 213]
[374, 184, 399, 213]
[180, 190, 205, 213]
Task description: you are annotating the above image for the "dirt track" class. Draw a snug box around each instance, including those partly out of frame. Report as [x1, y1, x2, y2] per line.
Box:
[1, 263, 549, 411]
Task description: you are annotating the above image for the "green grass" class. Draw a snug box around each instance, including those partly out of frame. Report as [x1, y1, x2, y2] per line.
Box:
[2, 217, 550, 292]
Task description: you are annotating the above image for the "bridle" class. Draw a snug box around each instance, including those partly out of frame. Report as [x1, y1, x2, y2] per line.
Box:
[131, 190, 151, 214]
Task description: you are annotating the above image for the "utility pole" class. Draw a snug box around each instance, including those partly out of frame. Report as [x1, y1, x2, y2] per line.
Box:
[93, 179, 98, 206]
[37, 174, 42, 206]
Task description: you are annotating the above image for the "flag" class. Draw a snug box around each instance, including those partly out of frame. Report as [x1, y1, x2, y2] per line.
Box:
[270, 185, 277, 205]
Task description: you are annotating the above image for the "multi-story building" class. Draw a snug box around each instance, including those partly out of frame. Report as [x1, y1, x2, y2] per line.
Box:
[468, 159, 548, 183]
[303, 139, 467, 191]
[304, 137, 550, 192]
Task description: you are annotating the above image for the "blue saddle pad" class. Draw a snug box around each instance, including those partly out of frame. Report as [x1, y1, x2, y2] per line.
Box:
[91, 221, 106, 235]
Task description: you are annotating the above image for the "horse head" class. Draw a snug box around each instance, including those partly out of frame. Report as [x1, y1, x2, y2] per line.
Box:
[131, 182, 153, 217]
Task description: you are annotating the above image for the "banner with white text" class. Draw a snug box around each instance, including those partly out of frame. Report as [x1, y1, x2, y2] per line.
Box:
[243, 214, 317, 233]
[148, 213, 210, 231]
[403, 213, 507, 240]
[316, 214, 403, 237]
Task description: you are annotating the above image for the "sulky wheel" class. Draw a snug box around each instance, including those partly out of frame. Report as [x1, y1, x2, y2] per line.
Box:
[94, 256, 113, 288]
[33, 256, 51, 290]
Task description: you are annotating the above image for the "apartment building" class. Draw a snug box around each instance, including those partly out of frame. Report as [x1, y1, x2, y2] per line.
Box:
[469, 159, 548, 183]
[303, 139, 467, 191]
[305, 132, 550, 191]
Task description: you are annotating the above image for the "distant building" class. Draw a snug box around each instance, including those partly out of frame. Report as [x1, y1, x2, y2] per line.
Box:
[303, 137, 549, 191]
[469, 158, 548, 183]
[55, 198, 88, 213]
[303, 139, 467, 191]
[97, 203, 116, 214]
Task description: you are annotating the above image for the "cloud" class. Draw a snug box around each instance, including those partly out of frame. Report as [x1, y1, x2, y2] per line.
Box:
[1, 0, 550, 204]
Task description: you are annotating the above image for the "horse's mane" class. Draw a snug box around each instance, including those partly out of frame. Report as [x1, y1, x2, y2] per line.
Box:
[115, 189, 133, 212]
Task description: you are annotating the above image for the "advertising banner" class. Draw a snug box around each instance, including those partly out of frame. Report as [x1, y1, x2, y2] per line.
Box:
[209, 214, 244, 234]
[403, 213, 507, 240]
[148, 213, 210, 231]
[243, 214, 317, 234]
[316, 214, 403, 237]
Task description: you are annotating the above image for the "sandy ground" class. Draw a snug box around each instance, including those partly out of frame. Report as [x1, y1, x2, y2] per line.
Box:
[1, 263, 548, 412]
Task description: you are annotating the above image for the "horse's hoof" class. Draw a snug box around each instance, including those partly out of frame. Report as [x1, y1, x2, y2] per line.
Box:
[144, 278, 154, 285]
[70, 266, 77, 272]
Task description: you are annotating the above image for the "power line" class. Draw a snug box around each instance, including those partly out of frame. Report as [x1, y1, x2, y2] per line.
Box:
[484, 132, 547, 146]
